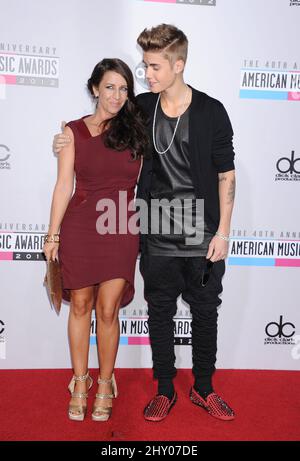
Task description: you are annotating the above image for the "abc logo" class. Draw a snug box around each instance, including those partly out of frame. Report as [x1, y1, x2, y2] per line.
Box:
[265, 315, 295, 338]
[135, 62, 148, 90]
[0, 144, 10, 162]
[276, 151, 300, 174]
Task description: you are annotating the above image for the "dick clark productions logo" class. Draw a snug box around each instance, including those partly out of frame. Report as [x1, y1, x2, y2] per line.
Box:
[276, 151, 300, 174]
[265, 316, 295, 339]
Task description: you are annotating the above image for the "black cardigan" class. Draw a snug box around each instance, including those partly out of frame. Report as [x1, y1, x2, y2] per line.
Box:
[136, 87, 235, 250]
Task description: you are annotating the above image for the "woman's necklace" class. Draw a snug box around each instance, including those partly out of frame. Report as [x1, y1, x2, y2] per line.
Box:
[152, 85, 190, 155]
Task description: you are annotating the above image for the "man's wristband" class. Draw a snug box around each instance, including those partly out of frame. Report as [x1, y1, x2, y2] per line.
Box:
[215, 231, 230, 242]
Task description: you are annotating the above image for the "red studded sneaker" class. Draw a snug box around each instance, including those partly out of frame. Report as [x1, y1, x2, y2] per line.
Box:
[190, 387, 235, 421]
[143, 392, 177, 422]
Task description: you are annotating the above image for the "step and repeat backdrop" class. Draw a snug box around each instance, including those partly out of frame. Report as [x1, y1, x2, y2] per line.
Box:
[0, 0, 299, 370]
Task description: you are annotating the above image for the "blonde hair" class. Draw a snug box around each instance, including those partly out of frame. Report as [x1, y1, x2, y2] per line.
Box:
[137, 24, 188, 65]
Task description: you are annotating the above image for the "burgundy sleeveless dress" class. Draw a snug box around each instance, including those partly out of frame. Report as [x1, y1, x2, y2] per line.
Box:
[58, 116, 141, 307]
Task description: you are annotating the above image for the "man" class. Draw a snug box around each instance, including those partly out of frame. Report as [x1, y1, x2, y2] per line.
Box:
[136, 24, 235, 422]
[53, 23, 236, 422]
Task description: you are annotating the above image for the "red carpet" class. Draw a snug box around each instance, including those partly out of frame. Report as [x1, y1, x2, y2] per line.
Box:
[0, 369, 299, 441]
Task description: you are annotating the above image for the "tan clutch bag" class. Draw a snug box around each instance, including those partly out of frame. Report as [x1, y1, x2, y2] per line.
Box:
[44, 259, 63, 313]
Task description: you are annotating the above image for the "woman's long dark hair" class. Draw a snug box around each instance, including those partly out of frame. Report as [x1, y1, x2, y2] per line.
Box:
[87, 58, 149, 159]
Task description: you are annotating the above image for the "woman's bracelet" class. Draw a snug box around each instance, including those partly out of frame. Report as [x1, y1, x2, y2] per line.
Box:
[215, 231, 230, 242]
[44, 233, 60, 243]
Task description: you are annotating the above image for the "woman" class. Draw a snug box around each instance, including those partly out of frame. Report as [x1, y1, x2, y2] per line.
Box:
[43, 58, 148, 422]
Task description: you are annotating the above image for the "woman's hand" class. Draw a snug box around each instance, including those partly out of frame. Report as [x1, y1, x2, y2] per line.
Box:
[43, 242, 59, 261]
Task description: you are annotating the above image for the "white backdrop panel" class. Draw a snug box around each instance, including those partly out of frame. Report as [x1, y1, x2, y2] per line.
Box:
[0, 0, 299, 370]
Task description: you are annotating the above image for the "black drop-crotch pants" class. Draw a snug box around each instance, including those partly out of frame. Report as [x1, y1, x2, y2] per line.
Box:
[139, 254, 226, 381]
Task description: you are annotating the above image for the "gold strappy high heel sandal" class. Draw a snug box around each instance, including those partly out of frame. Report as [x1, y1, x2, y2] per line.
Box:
[68, 370, 93, 421]
[92, 373, 118, 422]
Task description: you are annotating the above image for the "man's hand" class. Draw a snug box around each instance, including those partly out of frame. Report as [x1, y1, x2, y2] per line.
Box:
[206, 235, 229, 262]
[52, 121, 71, 153]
